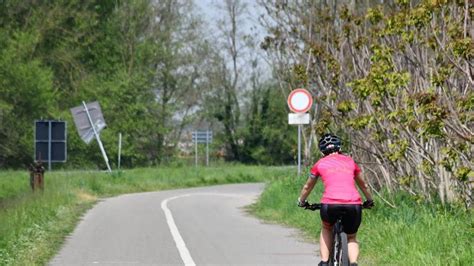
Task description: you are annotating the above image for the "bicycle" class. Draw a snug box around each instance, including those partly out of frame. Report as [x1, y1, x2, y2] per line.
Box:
[304, 203, 369, 266]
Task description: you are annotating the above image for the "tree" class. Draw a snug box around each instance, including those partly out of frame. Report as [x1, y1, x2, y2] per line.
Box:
[149, 0, 209, 163]
[201, 0, 251, 161]
[259, 0, 473, 206]
[241, 80, 296, 164]
[0, 0, 210, 168]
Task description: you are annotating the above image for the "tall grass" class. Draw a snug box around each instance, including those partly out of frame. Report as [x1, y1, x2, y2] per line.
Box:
[0, 165, 292, 265]
[250, 175, 473, 265]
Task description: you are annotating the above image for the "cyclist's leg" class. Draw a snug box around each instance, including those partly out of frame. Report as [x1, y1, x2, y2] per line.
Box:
[320, 204, 337, 263]
[319, 221, 333, 261]
[347, 233, 359, 263]
[341, 204, 362, 264]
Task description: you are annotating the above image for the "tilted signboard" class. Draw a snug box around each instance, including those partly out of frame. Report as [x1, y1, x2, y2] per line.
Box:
[70, 101, 111, 172]
[70, 101, 106, 144]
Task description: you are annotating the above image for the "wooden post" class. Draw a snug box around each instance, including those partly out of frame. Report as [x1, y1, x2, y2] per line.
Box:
[29, 161, 45, 191]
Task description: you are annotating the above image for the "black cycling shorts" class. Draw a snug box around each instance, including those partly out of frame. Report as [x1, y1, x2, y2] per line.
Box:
[320, 204, 362, 235]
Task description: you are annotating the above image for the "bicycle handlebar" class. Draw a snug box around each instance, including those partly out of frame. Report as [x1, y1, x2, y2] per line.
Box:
[304, 203, 322, 210]
[304, 203, 372, 211]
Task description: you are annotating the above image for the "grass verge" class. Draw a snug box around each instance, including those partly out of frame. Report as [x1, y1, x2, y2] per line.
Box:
[250, 175, 473, 265]
[0, 165, 292, 265]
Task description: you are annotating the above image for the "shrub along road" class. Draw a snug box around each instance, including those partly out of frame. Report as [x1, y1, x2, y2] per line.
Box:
[50, 183, 319, 265]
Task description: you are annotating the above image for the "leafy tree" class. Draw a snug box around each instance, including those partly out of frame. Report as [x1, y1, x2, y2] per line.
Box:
[259, 0, 473, 206]
[241, 81, 296, 165]
[0, 28, 55, 167]
[0, 0, 209, 168]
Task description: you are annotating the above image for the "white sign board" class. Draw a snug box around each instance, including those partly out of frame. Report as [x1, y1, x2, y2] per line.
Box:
[287, 89, 313, 113]
[192, 130, 213, 144]
[288, 113, 310, 125]
[70, 101, 106, 144]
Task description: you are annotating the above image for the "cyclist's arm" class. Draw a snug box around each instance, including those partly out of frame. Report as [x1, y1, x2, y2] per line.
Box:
[355, 173, 373, 201]
[298, 176, 317, 202]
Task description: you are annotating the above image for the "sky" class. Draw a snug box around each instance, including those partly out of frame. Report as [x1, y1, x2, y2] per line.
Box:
[195, 0, 265, 40]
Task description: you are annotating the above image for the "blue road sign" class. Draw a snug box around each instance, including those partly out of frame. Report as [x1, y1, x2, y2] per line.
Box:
[192, 131, 213, 144]
[35, 120, 67, 170]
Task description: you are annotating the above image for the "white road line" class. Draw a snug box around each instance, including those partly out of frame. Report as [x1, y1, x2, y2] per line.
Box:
[160, 193, 244, 266]
[161, 194, 196, 266]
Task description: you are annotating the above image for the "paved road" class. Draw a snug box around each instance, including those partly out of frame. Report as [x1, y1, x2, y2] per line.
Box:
[50, 183, 319, 265]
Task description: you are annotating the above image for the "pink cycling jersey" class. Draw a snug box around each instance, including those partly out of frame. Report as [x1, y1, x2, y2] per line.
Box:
[310, 153, 362, 204]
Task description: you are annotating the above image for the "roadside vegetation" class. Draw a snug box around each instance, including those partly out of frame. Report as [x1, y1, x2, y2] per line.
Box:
[251, 174, 473, 265]
[0, 165, 292, 265]
[0, 1, 471, 205]
[0, 1, 472, 265]
[1, 165, 472, 265]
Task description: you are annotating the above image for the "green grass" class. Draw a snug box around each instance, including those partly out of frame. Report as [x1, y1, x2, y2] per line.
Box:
[250, 175, 473, 266]
[0, 165, 292, 265]
[2, 167, 472, 265]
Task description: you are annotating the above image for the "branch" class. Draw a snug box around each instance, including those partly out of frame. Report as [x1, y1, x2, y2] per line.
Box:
[431, 21, 474, 86]
[368, 181, 397, 208]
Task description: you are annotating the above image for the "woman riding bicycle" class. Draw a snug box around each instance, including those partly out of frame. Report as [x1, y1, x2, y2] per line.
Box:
[297, 133, 374, 266]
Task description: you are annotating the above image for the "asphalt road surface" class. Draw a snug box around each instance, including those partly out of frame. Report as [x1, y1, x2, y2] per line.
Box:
[50, 183, 320, 265]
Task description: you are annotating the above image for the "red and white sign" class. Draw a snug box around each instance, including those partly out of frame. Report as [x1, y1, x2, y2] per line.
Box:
[287, 89, 313, 113]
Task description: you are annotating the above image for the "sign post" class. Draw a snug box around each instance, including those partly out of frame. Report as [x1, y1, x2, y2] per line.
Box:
[206, 132, 210, 166]
[118, 133, 122, 170]
[287, 89, 313, 176]
[82, 101, 112, 172]
[195, 133, 198, 167]
[298, 124, 301, 175]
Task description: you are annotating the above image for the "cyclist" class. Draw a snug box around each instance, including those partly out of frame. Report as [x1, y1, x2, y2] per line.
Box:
[297, 133, 374, 266]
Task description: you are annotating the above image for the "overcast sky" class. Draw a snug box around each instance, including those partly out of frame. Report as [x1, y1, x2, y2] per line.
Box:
[195, 0, 265, 42]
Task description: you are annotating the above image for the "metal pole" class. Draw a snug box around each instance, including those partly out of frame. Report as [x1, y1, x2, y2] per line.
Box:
[298, 124, 301, 176]
[118, 133, 122, 170]
[206, 130, 209, 167]
[48, 121, 52, 171]
[82, 101, 112, 173]
[194, 131, 198, 167]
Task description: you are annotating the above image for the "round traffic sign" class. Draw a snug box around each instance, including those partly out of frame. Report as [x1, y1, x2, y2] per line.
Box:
[288, 89, 313, 113]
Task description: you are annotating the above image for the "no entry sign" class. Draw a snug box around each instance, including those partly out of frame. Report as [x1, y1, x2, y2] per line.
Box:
[287, 89, 313, 113]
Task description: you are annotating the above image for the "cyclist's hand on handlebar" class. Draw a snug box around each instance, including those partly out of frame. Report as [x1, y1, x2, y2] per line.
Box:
[297, 198, 309, 208]
[363, 199, 375, 209]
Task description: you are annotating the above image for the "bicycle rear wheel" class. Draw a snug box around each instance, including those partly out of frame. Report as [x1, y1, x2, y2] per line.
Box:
[339, 232, 350, 266]
[329, 228, 340, 266]
[328, 230, 337, 266]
